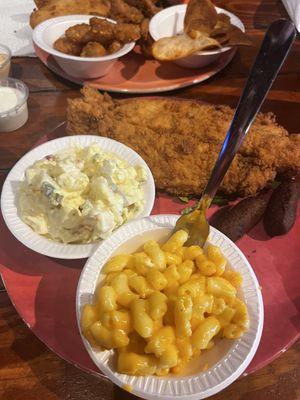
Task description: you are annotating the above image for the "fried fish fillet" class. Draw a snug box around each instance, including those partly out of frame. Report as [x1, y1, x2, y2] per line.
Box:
[67, 87, 300, 197]
[30, 0, 110, 28]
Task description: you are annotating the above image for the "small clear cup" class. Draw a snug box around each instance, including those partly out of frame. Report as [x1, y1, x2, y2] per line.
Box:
[0, 78, 29, 132]
[0, 44, 12, 79]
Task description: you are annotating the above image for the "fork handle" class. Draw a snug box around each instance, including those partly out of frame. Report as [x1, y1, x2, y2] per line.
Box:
[201, 19, 296, 205]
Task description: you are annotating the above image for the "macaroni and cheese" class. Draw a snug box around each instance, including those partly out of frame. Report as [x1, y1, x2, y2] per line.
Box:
[19, 144, 147, 243]
[81, 230, 249, 376]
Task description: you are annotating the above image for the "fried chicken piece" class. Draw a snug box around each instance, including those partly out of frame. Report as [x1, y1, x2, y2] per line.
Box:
[89, 16, 114, 30]
[138, 18, 153, 58]
[65, 23, 93, 44]
[67, 88, 300, 197]
[140, 35, 154, 58]
[109, 0, 144, 24]
[30, 0, 110, 28]
[53, 37, 82, 56]
[124, 0, 161, 17]
[140, 18, 150, 40]
[108, 40, 123, 54]
[114, 23, 141, 43]
[89, 17, 115, 45]
[80, 42, 106, 57]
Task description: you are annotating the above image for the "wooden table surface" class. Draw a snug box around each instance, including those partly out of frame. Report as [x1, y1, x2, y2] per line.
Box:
[0, 0, 299, 399]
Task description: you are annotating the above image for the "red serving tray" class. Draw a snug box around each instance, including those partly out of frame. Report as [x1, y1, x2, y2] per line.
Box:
[0, 123, 299, 381]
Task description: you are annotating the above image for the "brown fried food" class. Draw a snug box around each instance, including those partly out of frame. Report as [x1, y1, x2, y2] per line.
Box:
[109, 0, 144, 24]
[124, 0, 161, 17]
[138, 18, 153, 58]
[65, 23, 93, 44]
[89, 17, 115, 45]
[108, 40, 122, 54]
[140, 18, 150, 40]
[89, 16, 114, 29]
[152, 34, 220, 61]
[184, 0, 251, 47]
[210, 14, 232, 39]
[53, 37, 82, 56]
[210, 15, 252, 47]
[80, 42, 106, 57]
[114, 23, 141, 43]
[30, 0, 110, 28]
[225, 25, 253, 46]
[140, 35, 154, 58]
[67, 88, 300, 197]
[184, 0, 218, 38]
[217, 13, 231, 24]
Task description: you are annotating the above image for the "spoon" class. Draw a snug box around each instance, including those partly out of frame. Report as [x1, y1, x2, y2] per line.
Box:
[175, 19, 297, 247]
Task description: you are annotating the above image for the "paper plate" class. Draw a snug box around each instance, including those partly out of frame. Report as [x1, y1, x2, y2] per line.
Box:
[1, 135, 155, 259]
[76, 214, 264, 400]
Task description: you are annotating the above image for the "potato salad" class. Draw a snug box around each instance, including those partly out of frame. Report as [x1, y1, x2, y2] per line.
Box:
[18, 144, 147, 244]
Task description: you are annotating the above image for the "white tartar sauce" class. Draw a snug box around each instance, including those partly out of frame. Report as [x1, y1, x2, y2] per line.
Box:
[0, 87, 18, 113]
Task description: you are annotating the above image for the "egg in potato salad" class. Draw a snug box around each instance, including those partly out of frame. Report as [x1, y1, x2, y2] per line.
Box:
[18, 144, 147, 244]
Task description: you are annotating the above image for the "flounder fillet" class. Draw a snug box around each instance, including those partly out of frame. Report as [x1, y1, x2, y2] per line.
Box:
[67, 87, 300, 197]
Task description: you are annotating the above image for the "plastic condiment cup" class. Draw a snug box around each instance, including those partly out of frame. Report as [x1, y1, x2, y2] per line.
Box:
[0, 44, 11, 79]
[0, 78, 29, 132]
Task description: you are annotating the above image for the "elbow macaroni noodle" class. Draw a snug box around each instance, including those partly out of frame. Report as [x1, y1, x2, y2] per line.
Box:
[81, 231, 249, 376]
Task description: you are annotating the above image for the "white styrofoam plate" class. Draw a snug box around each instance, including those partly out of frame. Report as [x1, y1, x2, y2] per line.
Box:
[1, 135, 155, 259]
[32, 15, 135, 79]
[149, 5, 245, 69]
[76, 214, 264, 400]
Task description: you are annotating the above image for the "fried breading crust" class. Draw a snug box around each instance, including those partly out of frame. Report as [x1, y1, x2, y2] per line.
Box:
[108, 40, 122, 54]
[67, 88, 300, 197]
[89, 18, 115, 46]
[53, 37, 82, 56]
[124, 0, 161, 17]
[114, 23, 141, 43]
[65, 23, 94, 44]
[30, 0, 110, 28]
[109, 0, 144, 23]
[80, 42, 106, 57]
